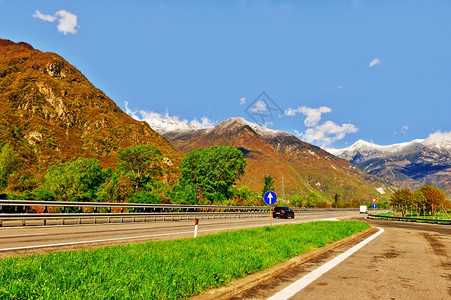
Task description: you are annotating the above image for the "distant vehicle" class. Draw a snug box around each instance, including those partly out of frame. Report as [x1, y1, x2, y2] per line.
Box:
[273, 206, 295, 219]
[360, 205, 368, 214]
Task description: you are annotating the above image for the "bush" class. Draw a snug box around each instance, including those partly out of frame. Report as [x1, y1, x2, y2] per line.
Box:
[169, 184, 198, 204]
[128, 190, 162, 204]
[26, 189, 55, 201]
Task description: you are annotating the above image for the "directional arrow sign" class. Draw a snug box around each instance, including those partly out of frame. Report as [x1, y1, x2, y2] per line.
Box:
[264, 191, 277, 205]
[372, 203, 377, 209]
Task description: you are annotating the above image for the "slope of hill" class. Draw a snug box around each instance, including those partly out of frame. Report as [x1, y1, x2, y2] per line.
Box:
[328, 134, 451, 196]
[162, 117, 391, 202]
[0, 38, 181, 188]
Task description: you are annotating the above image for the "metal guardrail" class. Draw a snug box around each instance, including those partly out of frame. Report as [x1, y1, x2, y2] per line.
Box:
[368, 214, 451, 225]
[0, 200, 359, 227]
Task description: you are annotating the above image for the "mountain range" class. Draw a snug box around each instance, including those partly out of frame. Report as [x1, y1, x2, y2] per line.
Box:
[157, 117, 391, 201]
[4, 38, 447, 203]
[0, 38, 181, 188]
[328, 134, 451, 196]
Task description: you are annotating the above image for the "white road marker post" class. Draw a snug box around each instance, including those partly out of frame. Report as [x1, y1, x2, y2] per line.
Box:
[194, 218, 198, 238]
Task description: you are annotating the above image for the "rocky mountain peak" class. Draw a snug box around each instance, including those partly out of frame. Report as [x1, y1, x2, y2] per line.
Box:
[0, 38, 181, 184]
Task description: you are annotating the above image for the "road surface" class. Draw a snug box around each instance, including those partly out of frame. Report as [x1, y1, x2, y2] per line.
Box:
[0, 210, 360, 257]
[227, 218, 451, 300]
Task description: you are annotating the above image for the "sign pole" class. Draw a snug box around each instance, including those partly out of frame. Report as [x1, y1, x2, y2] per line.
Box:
[270, 205, 273, 227]
[264, 191, 277, 227]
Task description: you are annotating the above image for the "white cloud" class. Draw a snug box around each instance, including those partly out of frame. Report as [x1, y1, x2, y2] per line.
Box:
[33, 10, 57, 22]
[190, 117, 215, 128]
[250, 100, 267, 113]
[55, 10, 79, 35]
[336, 85, 344, 89]
[401, 125, 408, 135]
[32, 9, 79, 35]
[424, 130, 451, 146]
[240, 97, 246, 105]
[285, 106, 331, 127]
[288, 105, 358, 146]
[300, 121, 358, 147]
[369, 58, 382, 67]
[124, 101, 140, 120]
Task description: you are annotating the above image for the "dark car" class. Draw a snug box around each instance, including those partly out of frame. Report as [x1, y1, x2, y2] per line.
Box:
[272, 206, 295, 219]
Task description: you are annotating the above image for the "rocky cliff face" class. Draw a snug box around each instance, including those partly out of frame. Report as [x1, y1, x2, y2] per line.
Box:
[162, 117, 392, 202]
[328, 136, 451, 196]
[0, 39, 181, 188]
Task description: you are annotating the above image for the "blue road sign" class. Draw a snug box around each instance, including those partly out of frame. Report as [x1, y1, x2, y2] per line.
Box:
[264, 191, 277, 205]
[372, 203, 377, 209]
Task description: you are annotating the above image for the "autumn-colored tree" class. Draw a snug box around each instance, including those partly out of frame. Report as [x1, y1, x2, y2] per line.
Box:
[390, 189, 415, 216]
[351, 199, 361, 208]
[417, 184, 447, 216]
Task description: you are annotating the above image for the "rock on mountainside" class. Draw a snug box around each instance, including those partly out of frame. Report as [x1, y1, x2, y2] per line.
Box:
[0, 39, 181, 187]
[161, 117, 391, 202]
[328, 133, 451, 196]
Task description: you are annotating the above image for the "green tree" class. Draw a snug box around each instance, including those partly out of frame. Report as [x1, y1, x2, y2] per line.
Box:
[117, 144, 163, 192]
[305, 191, 321, 208]
[128, 190, 162, 204]
[178, 146, 247, 204]
[332, 193, 341, 208]
[261, 174, 275, 198]
[170, 184, 198, 205]
[0, 143, 20, 190]
[41, 158, 105, 201]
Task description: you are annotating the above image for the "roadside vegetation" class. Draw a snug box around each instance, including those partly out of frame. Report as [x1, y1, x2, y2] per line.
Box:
[0, 143, 374, 208]
[389, 184, 450, 217]
[0, 220, 370, 299]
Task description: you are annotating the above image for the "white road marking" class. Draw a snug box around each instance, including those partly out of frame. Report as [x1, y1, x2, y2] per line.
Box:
[0, 217, 346, 252]
[267, 227, 385, 300]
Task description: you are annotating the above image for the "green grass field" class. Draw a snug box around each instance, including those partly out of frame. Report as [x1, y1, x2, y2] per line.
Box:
[0, 221, 370, 300]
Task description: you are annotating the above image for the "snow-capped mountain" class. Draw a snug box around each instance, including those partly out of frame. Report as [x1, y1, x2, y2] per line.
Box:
[157, 117, 393, 201]
[327, 132, 451, 196]
[143, 115, 214, 134]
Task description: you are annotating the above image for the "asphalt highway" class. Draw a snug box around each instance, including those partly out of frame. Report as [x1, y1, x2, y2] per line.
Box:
[228, 217, 451, 300]
[0, 210, 360, 257]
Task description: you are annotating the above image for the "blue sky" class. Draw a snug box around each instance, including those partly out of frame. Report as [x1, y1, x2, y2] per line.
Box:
[1, 0, 450, 148]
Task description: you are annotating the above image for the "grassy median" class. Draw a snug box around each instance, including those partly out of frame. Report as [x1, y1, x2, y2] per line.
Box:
[0, 221, 370, 299]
